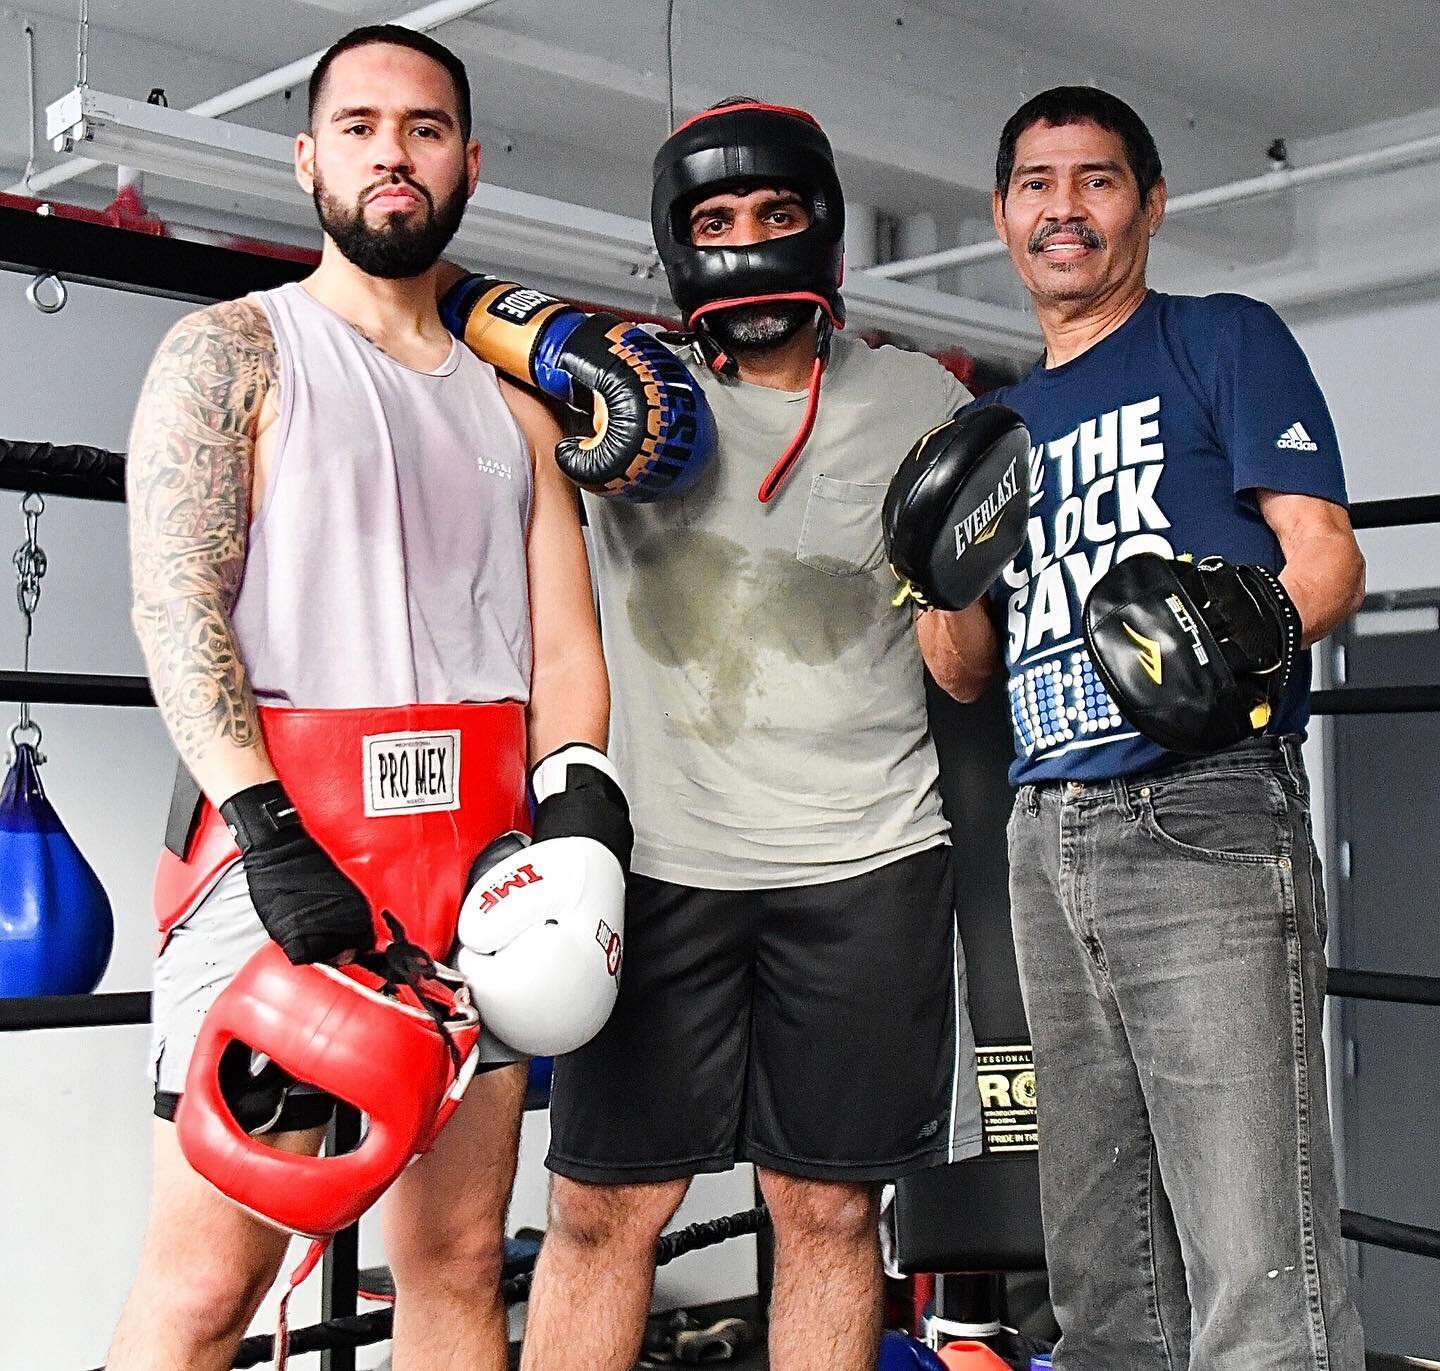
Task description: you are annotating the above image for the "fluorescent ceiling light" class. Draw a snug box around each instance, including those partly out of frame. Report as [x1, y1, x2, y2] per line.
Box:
[48, 88, 301, 201]
[46, 87, 657, 277]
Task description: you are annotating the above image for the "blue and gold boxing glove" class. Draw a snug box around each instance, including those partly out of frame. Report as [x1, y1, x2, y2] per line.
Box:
[440, 273, 715, 501]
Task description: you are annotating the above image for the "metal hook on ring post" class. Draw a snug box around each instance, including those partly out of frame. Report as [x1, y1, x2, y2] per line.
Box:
[26, 274, 68, 315]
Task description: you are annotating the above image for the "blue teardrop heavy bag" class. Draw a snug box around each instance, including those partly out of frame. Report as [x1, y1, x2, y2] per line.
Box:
[0, 742, 114, 996]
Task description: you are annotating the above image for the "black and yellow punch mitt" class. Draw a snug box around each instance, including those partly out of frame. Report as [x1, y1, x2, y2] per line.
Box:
[1083, 552, 1302, 755]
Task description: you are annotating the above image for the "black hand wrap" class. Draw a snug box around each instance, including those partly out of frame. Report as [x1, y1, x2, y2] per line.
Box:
[220, 781, 376, 965]
[1083, 553, 1303, 756]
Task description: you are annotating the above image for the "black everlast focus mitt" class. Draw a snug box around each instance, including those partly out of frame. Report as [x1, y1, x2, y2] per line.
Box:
[1083, 553, 1303, 756]
[882, 404, 1031, 611]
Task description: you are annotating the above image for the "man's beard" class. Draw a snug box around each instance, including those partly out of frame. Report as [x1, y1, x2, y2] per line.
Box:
[704, 300, 816, 352]
[313, 167, 468, 279]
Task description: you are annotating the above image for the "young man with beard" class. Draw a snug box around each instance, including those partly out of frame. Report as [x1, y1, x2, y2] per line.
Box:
[109, 27, 611, 1371]
[922, 87, 1366, 1368]
[508, 102, 984, 1371]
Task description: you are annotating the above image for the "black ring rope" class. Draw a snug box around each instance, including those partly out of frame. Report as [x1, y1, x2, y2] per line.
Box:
[1327, 968, 1440, 1008]
[1348, 494, 1440, 530]
[5, 671, 1440, 718]
[0, 464, 1434, 726]
[1310, 685, 1440, 715]
[6, 438, 1438, 531]
[10, 968, 1440, 1034]
[0, 669, 152, 707]
[0, 990, 149, 1031]
[232, 1310, 391, 1367]
[225, 1205, 773, 1369]
[0, 438, 126, 502]
[1341, 1209, 1440, 1261]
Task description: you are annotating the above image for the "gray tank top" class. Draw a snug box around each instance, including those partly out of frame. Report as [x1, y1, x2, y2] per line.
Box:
[233, 282, 532, 708]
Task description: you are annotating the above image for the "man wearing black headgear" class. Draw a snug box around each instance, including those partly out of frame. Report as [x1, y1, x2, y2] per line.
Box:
[515, 101, 985, 1371]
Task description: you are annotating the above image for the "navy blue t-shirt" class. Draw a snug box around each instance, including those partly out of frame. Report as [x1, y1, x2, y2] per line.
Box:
[975, 290, 1348, 786]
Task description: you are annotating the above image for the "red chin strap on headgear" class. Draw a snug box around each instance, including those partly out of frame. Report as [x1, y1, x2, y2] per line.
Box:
[176, 925, 481, 1365]
[687, 301, 834, 505]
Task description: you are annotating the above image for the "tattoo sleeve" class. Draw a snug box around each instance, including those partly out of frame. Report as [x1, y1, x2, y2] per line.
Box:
[127, 299, 275, 781]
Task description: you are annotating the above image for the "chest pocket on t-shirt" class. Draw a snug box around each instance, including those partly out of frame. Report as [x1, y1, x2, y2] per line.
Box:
[796, 475, 886, 576]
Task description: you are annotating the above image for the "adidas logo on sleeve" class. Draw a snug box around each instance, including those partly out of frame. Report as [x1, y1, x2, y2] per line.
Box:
[1276, 422, 1319, 451]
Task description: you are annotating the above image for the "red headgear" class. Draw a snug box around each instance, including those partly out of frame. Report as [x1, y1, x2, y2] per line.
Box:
[176, 939, 480, 1238]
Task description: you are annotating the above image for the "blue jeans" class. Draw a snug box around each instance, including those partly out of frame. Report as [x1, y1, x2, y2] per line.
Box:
[1008, 738, 1365, 1370]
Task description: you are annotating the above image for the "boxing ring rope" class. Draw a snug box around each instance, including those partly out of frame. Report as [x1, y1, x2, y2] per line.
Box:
[65, 1206, 774, 1371]
[0, 668, 152, 706]
[0, 989, 149, 1031]
[6, 436, 1438, 522]
[0, 439, 125, 501]
[11, 667, 1440, 719]
[1349, 495, 1440, 530]
[5, 443, 1440, 1365]
[7, 968, 1440, 1036]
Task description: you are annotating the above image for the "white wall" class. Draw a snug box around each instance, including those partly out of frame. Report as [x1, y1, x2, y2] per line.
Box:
[1289, 290, 1440, 596]
[0, 269, 754, 1370]
[0, 272, 190, 1371]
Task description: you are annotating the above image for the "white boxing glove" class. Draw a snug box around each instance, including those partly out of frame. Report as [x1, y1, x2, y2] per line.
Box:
[456, 744, 631, 1057]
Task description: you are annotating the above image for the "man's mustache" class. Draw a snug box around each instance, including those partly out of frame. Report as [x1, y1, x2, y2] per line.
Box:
[363, 172, 433, 210]
[1028, 221, 1105, 253]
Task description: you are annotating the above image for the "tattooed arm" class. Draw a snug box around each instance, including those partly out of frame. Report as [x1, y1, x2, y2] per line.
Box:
[127, 298, 279, 805]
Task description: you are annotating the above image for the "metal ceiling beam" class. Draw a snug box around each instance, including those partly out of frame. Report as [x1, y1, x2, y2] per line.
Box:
[868, 126, 1440, 281]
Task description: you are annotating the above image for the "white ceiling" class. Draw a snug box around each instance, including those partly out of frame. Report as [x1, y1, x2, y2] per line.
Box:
[24, 0, 1440, 137]
[4, 0, 1440, 353]
[919, 0, 1440, 135]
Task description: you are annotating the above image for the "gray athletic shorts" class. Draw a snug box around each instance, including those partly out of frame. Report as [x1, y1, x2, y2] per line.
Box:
[150, 862, 333, 1132]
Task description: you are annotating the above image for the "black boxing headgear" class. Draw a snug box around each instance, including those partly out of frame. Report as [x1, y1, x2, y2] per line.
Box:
[651, 102, 846, 331]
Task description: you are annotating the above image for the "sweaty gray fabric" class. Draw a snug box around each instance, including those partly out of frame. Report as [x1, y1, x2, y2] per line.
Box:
[585, 331, 971, 888]
[235, 282, 533, 709]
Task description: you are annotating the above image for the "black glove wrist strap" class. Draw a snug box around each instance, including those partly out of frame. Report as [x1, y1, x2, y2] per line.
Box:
[219, 780, 303, 855]
[532, 768, 635, 873]
[1247, 564, 1303, 692]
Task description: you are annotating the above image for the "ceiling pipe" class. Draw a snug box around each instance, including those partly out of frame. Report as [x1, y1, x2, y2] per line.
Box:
[866, 128, 1440, 281]
[7, 0, 500, 197]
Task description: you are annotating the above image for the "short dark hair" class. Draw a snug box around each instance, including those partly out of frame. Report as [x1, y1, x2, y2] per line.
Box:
[995, 86, 1162, 205]
[308, 25, 472, 141]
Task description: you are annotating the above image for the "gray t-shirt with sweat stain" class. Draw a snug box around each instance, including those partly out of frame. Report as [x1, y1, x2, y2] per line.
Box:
[584, 329, 972, 889]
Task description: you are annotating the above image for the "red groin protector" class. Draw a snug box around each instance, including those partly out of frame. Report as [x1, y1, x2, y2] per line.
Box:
[154, 702, 531, 958]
